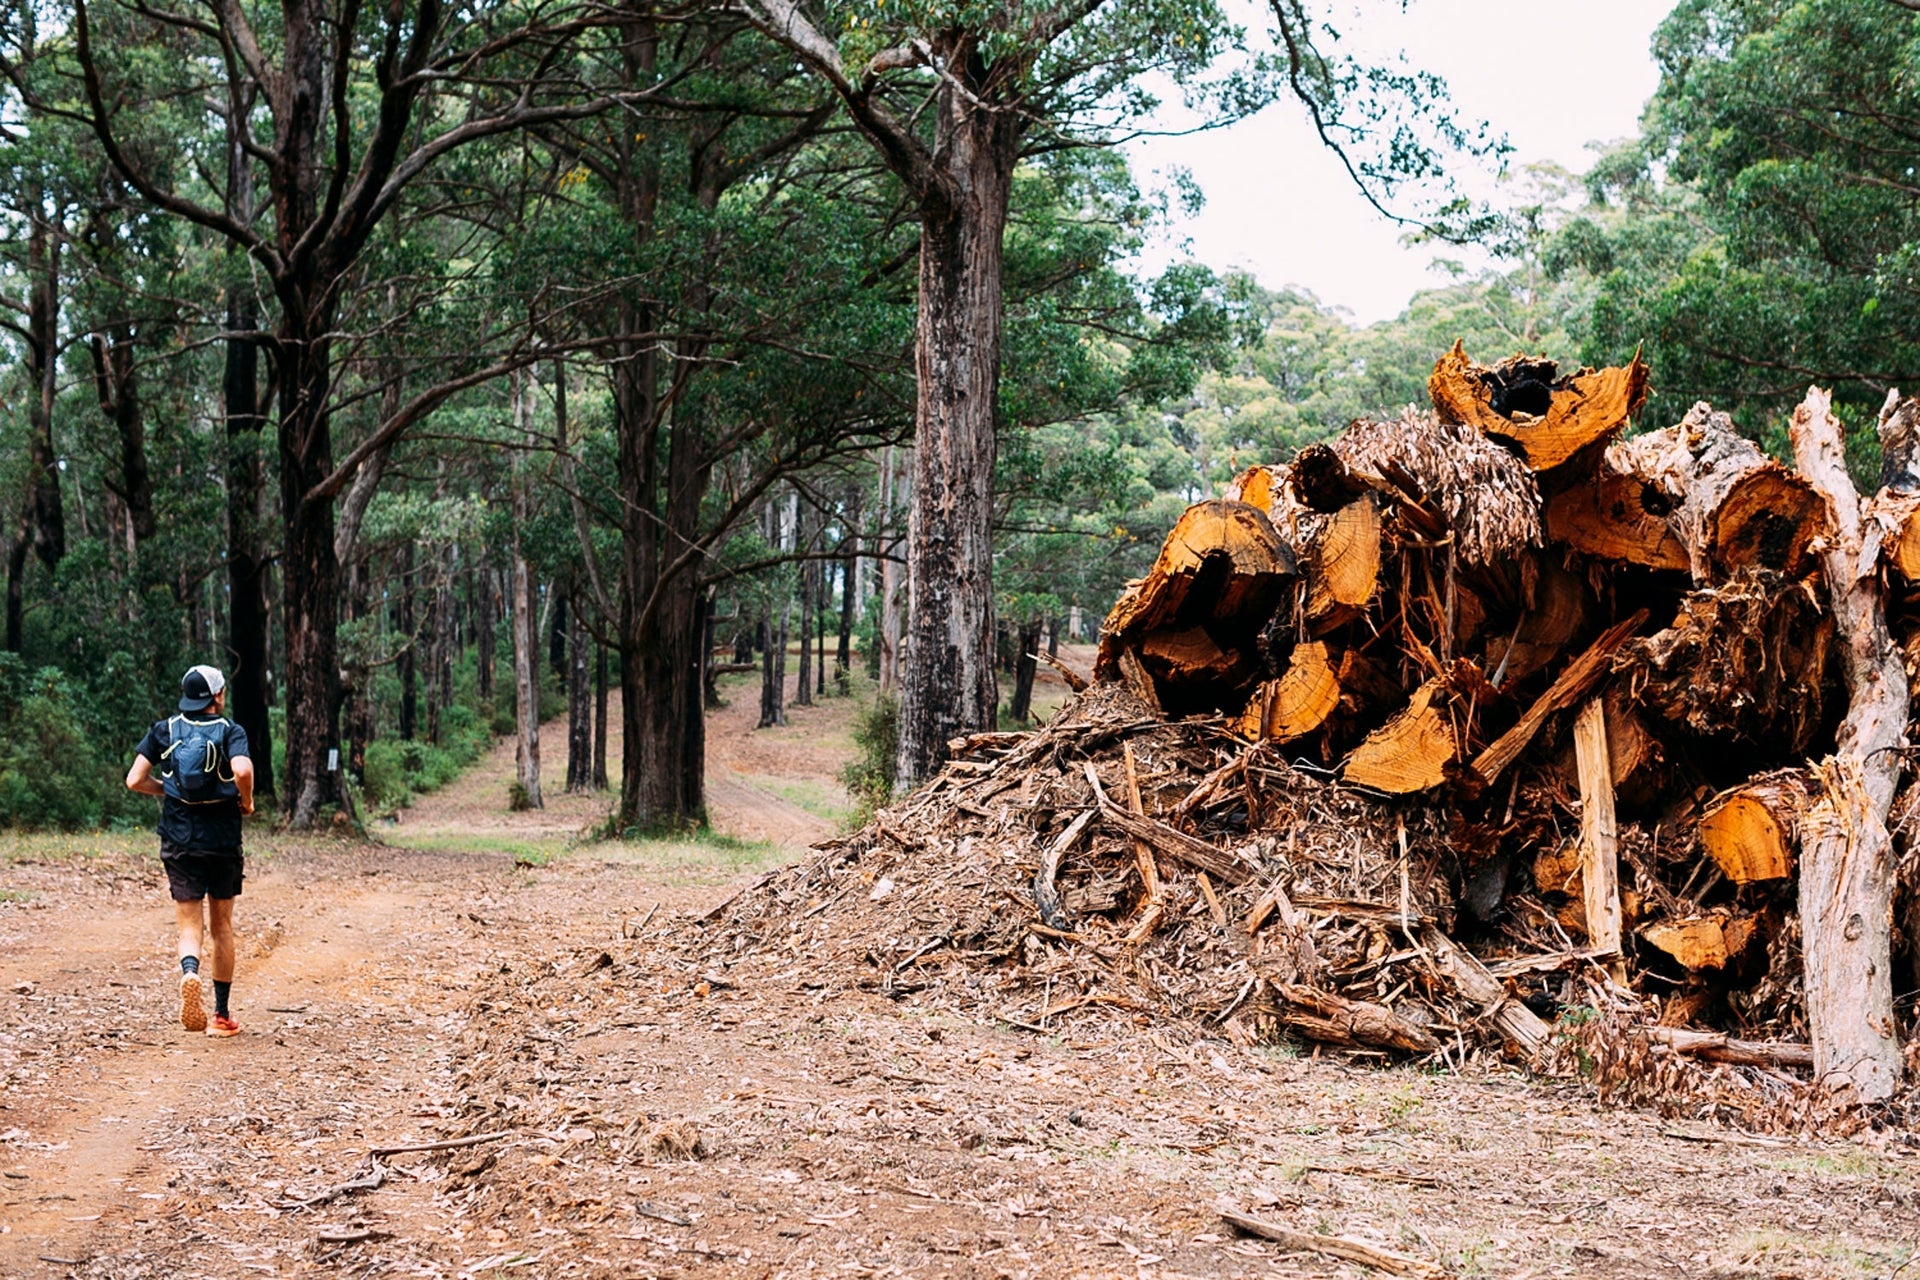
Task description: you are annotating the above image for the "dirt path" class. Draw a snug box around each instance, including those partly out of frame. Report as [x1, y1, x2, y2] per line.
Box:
[2, 648, 1914, 1278]
[394, 669, 857, 856]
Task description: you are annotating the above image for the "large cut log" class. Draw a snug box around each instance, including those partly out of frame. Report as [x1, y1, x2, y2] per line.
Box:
[1096, 500, 1296, 713]
[1234, 641, 1340, 743]
[1304, 495, 1382, 624]
[1288, 442, 1373, 513]
[1616, 570, 1835, 754]
[1428, 341, 1649, 471]
[1544, 455, 1691, 572]
[1790, 385, 1907, 1102]
[1698, 772, 1809, 885]
[1342, 675, 1457, 794]
[1610, 402, 1824, 583]
[1641, 913, 1760, 972]
[1223, 463, 1283, 514]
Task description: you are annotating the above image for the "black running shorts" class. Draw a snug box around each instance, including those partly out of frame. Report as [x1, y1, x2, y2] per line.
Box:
[160, 846, 245, 902]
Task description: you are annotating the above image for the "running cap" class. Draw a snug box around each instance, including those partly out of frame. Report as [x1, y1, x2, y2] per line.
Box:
[179, 664, 227, 712]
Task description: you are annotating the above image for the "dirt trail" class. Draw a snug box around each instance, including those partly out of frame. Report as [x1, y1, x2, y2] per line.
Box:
[1, 650, 1914, 1278]
[395, 669, 855, 853]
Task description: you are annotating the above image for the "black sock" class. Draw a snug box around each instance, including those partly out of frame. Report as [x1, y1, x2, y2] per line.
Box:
[213, 981, 231, 1017]
[181, 956, 199, 976]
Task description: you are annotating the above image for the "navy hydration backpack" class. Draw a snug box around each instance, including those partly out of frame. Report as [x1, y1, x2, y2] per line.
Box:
[160, 716, 239, 804]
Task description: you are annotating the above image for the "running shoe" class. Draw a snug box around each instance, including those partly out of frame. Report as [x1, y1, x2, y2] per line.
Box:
[179, 973, 207, 1032]
[206, 1014, 240, 1038]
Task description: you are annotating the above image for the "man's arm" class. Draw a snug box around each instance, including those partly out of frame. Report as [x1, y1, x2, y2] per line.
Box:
[231, 756, 255, 816]
[126, 754, 165, 797]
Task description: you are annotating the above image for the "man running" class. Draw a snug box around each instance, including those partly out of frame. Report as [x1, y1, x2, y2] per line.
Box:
[124, 665, 255, 1037]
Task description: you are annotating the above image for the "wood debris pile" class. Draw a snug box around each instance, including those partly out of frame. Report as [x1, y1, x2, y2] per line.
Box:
[698, 344, 1920, 1113]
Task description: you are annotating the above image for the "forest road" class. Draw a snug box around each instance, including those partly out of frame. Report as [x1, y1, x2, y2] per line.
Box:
[2, 658, 1915, 1277]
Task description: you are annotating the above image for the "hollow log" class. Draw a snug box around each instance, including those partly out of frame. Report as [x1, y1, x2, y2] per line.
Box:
[1234, 640, 1340, 743]
[1544, 456, 1691, 572]
[1789, 385, 1907, 1102]
[1610, 403, 1824, 583]
[1096, 500, 1296, 712]
[1698, 772, 1809, 886]
[1289, 443, 1372, 513]
[1305, 495, 1382, 623]
[1341, 675, 1457, 794]
[1615, 570, 1834, 755]
[1641, 913, 1760, 972]
[1427, 341, 1649, 472]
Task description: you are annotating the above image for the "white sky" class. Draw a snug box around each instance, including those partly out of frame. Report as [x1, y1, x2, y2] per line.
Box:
[1128, 0, 1677, 324]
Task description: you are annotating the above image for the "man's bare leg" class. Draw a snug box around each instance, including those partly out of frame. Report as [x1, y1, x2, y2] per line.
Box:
[205, 898, 238, 1035]
[174, 898, 208, 1031]
[207, 898, 235, 983]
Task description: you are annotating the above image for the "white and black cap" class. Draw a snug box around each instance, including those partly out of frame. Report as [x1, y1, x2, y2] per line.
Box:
[179, 664, 228, 712]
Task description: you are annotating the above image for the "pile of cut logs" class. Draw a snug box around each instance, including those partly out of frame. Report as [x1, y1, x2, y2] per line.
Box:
[1093, 341, 1916, 1103]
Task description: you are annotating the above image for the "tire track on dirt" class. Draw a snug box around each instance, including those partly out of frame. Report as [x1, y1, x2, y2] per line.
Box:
[0, 847, 508, 1276]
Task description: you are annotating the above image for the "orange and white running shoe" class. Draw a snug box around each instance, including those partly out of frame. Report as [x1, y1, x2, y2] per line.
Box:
[179, 973, 207, 1032]
[206, 1014, 240, 1038]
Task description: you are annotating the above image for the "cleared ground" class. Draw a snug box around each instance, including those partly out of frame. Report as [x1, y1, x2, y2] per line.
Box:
[0, 655, 1914, 1278]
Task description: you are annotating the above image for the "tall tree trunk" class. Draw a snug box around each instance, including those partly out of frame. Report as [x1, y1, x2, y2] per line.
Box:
[550, 591, 568, 678]
[90, 322, 155, 545]
[510, 371, 543, 809]
[398, 541, 418, 739]
[279, 327, 344, 824]
[837, 520, 856, 692]
[592, 640, 609, 791]
[22, 194, 65, 575]
[893, 104, 1015, 785]
[224, 274, 274, 793]
[795, 513, 814, 709]
[476, 563, 495, 705]
[877, 445, 902, 694]
[566, 588, 591, 792]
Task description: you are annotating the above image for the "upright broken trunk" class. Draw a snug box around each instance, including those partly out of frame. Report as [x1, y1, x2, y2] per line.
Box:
[1008, 618, 1043, 723]
[223, 279, 274, 795]
[474, 563, 496, 705]
[592, 641, 610, 791]
[1789, 385, 1905, 1102]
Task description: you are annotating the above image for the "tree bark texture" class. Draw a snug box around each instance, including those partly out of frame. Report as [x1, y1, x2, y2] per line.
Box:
[223, 271, 275, 794]
[893, 78, 1017, 785]
[566, 589, 592, 792]
[1789, 385, 1906, 1102]
[511, 372, 543, 809]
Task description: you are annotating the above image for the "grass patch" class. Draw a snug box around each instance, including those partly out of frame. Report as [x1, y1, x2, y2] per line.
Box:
[1770, 1150, 1906, 1180]
[0, 830, 150, 865]
[1732, 1230, 1909, 1276]
[582, 828, 786, 883]
[747, 774, 853, 824]
[386, 832, 572, 864]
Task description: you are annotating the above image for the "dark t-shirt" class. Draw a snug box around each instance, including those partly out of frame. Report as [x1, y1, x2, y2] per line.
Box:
[135, 716, 251, 853]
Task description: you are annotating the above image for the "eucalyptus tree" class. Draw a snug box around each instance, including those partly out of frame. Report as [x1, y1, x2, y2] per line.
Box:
[63, 0, 691, 823]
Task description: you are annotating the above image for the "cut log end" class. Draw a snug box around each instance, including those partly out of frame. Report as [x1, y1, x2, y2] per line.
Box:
[1342, 677, 1458, 794]
[1429, 342, 1650, 472]
[1234, 641, 1341, 743]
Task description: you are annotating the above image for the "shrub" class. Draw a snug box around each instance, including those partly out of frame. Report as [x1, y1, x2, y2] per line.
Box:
[838, 694, 898, 822]
[360, 741, 411, 811]
[0, 672, 107, 830]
